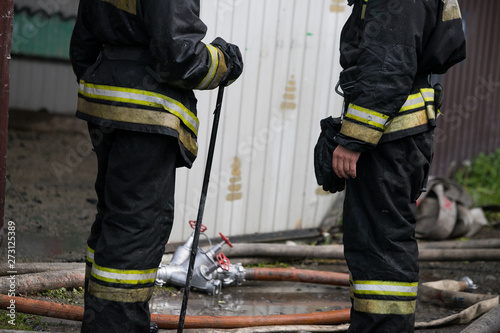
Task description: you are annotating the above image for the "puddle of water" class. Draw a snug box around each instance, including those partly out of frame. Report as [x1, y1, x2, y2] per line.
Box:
[150, 280, 351, 317]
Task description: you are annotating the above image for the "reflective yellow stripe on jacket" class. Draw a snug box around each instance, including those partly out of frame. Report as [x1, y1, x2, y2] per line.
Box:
[341, 88, 435, 145]
[78, 81, 199, 136]
[350, 278, 418, 315]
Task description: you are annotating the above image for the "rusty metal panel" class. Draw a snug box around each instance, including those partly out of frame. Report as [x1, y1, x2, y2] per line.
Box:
[1, 0, 14, 244]
[432, 0, 500, 176]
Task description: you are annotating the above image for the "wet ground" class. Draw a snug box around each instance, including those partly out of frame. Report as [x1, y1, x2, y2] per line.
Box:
[0, 265, 492, 332]
[1, 111, 500, 332]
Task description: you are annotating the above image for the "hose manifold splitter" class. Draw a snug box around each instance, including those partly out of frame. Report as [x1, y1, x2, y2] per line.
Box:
[156, 221, 245, 295]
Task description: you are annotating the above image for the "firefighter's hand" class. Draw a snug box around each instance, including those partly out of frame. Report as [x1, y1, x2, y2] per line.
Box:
[211, 37, 244, 86]
[332, 145, 361, 179]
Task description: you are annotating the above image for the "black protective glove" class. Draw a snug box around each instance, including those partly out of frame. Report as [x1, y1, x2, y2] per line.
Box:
[314, 116, 346, 193]
[211, 37, 244, 86]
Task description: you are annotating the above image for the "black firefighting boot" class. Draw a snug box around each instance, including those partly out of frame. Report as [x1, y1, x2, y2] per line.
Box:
[150, 322, 159, 333]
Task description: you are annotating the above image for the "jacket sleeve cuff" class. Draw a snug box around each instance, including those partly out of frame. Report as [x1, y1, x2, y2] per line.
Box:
[334, 133, 374, 152]
[335, 103, 392, 150]
[195, 45, 227, 90]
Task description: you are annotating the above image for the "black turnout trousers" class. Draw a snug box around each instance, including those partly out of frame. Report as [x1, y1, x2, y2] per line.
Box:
[343, 130, 434, 333]
[82, 123, 178, 333]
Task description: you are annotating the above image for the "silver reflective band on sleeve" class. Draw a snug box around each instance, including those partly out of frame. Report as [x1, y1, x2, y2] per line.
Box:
[400, 94, 425, 112]
[420, 88, 435, 102]
[79, 81, 199, 136]
[346, 104, 390, 130]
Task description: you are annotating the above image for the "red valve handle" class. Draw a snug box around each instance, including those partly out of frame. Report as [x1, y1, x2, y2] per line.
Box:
[219, 233, 233, 248]
[189, 220, 207, 232]
[216, 253, 230, 271]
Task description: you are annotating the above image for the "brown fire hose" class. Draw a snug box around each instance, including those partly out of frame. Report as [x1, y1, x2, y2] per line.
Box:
[0, 294, 351, 329]
[245, 267, 350, 287]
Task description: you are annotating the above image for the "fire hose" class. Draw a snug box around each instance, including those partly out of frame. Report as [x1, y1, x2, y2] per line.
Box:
[2, 229, 499, 330]
[0, 229, 353, 329]
[0, 294, 351, 329]
[1, 290, 351, 330]
[2, 276, 498, 330]
[2, 232, 498, 331]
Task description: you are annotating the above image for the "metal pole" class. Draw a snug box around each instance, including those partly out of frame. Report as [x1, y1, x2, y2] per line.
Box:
[0, 0, 14, 246]
[177, 86, 225, 332]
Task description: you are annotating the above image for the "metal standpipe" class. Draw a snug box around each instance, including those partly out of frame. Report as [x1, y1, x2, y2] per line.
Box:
[156, 224, 350, 297]
[156, 224, 244, 295]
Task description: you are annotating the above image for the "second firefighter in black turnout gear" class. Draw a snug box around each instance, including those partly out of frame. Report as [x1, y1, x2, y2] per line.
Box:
[316, 0, 466, 332]
[69, 1, 243, 332]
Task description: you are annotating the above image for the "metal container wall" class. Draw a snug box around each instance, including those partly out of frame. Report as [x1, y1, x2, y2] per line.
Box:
[431, 0, 500, 176]
[173, 0, 349, 241]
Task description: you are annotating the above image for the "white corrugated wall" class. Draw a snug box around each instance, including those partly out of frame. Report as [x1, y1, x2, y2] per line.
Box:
[8, 0, 350, 242]
[173, 0, 349, 241]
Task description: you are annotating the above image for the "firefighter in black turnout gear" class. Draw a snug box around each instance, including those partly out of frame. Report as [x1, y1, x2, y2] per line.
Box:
[317, 0, 465, 332]
[70, 1, 243, 332]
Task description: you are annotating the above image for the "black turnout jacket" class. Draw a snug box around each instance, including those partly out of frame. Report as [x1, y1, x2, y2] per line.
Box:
[336, 0, 466, 151]
[70, 0, 236, 167]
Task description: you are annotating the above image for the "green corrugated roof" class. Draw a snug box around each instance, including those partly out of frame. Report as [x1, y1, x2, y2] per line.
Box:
[12, 8, 75, 60]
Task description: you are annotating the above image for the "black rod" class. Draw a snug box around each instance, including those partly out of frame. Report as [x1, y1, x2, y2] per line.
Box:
[177, 86, 225, 332]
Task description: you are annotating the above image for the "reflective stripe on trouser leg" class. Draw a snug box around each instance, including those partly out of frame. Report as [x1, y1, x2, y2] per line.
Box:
[343, 130, 434, 333]
[81, 125, 177, 333]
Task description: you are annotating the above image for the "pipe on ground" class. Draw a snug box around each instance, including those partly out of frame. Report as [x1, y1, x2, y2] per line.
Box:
[224, 243, 500, 261]
[0, 295, 351, 329]
[0, 263, 84, 276]
[0, 269, 85, 295]
[418, 238, 500, 249]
